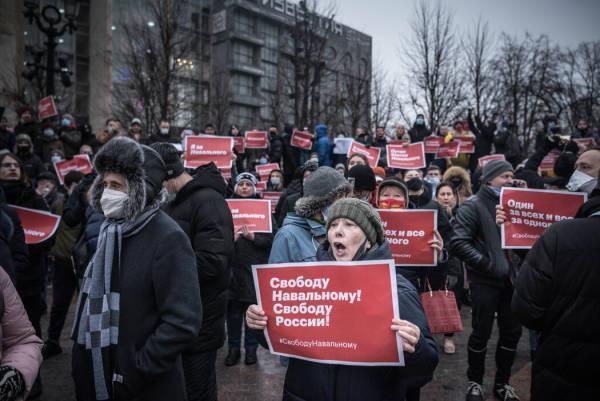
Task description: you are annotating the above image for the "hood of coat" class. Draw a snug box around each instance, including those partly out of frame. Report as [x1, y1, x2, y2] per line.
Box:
[443, 166, 472, 192]
[282, 213, 327, 238]
[315, 124, 328, 139]
[317, 238, 393, 262]
[174, 162, 227, 205]
[575, 191, 600, 218]
[294, 183, 353, 219]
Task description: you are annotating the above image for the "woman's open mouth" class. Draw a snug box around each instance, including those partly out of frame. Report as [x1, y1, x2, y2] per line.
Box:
[333, 241, 346, 256]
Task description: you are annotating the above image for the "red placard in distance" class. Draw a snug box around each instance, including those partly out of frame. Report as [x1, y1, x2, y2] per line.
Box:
[233, 136, 245, 154]
[245, 131, 269, 149]
[227, 199, 273, 233]
[184, 136, 232, 169]
[435, 141, 460, 159]
[423, 136, 445, 154]
[262, 191, 282, 214]
[37, 96, 58, 121]
[347, 141, 381, 168]
[255, 163, 280, 181]
[455, 136, 475, 154]
[386, 143, 426, 169]
[53, 154, 93, 185]
[478, 154, 506, 168]
[290, 130, 314, 150]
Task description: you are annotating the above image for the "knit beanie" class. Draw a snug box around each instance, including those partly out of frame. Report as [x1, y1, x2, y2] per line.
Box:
[295, 167, 353, 218]
[326, 198, 385, 246]
[150, 142, 185, 179]
[377, 177, 409, 203]
[481, 160, 513, 184]
[348, 164, 376, 192]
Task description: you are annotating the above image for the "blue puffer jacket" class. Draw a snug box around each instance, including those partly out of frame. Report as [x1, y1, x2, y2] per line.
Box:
[315, 124, 332, 167]
[268, 213, 326, 264]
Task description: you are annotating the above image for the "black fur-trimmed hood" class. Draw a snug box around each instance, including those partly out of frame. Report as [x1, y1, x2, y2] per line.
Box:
[294, 183, 353, 218]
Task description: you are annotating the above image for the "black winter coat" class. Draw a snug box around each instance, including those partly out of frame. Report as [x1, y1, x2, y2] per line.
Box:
[15, 152, 46, 182]
[269, 135, 284, 164]
[511, 196, 600, 401]
[72, 210, 202, 401]
[467, 113, 495, 172]
[408, 124, 431, 143]
[59, 126, 83, 157]
[0, 204, 28, 284]
[163, 163, 234, 353]
[276, 241, 438, 401]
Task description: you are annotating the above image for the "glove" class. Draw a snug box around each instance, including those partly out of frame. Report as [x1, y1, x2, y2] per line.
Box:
[0, 366, 25, 401]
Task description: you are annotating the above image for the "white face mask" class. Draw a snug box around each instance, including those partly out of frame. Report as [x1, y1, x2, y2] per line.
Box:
[425, 177, 440, 186]
[270, 177, 281, 186]
[100, 188, 129, 219]
[160, 127, 169, 135]
[51, 155, 62, 164]
[566, 170, 595, 192]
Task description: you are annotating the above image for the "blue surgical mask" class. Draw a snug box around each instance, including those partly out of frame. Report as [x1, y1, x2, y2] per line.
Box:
[489, 186, 502, 196]
[259, 157, 268, 165]
[416, 117, 425, 125]
[62, 118, 71, 127]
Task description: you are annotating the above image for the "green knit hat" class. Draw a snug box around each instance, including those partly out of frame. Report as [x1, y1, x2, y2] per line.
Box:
[326, 198, 385, 246]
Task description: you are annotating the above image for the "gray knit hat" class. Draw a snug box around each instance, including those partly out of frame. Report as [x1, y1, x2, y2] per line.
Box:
[482, 160, 514, 184]
[295, 167, 353, 218]
[326, 198, 385, 246]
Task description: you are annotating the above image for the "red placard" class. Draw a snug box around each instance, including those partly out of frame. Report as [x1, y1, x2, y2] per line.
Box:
[456, 136, 475, 154]
[233, 136, 245, 154]
[37, 96, 58, 121]
[378, 209, 438, 266]
[252, 260, 403, 366]
[227, 199, 273, 233]
[184, 136, 232, 169]
[346, 141, 381, 168]
[255, 181, 267, 192]
[500, 188, 587, 249]
[386, 143, 426, 169]
[255, 163, 280, 181]
[540, 149, 561, 172]
[423, 136, 445, 154]
[262, 191, 282, 214]
[10, 205, 61, 244]
[219, 167, 232, 180]
[291, 130, 314, 150]
[435, 141, 460, 159]
[574, 137, 595, 150]
[245, 131, 269, 149]
[53, 154, 93, 185]
[478, 154, 506, 168]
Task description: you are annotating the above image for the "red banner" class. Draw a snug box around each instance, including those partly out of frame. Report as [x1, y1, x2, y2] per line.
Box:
[435, 141, 460, 159]
[10, 205, 61, 244]
[255, 163, 280, 181]
[262, 191, 282, 214]
[346, 141, 381, 168]
[456, 136, 475, 154]
[478, 154, 506, 168]
[540, 149, 561, 172]
[378, 209, 438, 266]
[290, 130, 314, 150]
[255, 181, 267, 192]
[227, 199, 273, 233]
[219, 167, 232, 180]
[574, 137, 596, 150]
[233, 136, 245, 154]
[52, 154, 93, 185]
[500, 188, 587, 249]
[423, 136, 445, 154]
[184, 136, 232, 169]
[253, 260, 403, 365]
[386, 143, 426, 169]
[37, 96, 58, 121]
[245, 131, 269, 149]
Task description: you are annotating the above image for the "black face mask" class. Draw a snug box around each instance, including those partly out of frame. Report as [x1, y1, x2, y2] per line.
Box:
[409, 192, 430, 207]
[406, 177, 423, 192]
[17, 145, 30, 153]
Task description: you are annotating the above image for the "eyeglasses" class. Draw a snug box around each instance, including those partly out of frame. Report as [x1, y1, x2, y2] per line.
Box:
[0, 163, 20, 169]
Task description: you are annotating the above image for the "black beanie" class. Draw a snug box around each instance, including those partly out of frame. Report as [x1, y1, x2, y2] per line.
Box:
[150, 142, 185, 179]
[348, 164, 376, 192]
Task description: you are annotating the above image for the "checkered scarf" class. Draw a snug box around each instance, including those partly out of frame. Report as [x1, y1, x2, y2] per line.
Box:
[73, 205, 160, 400]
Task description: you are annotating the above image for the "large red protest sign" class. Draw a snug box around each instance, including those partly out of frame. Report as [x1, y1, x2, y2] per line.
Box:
[291, 130, 314, 150]
[435, 141, 460, 159]
[378, 209, 438, 266]
[500, 188, 587, 249]
[456, 136, 475, 154]
[37, 96, 58, 121]
[478, 154, 506, 168]
[255, 181, 267, 192]
[423, 136, 445, 154]
[262, 191, 282, 214]
[233, 136, 245, 154]
[347, 141, 381, 168]
[52, 154, 93, 185]
[184, 136, 232, 169]
[540, 149, 561, 172]
[227, 199, 273, 233]
[386, 143, 426, 169]
[253, 260, 403, 366]
[245, 131, 269, 149]
[10, 205, 61, 244]
[255, 163, 280, 181]
[574, 137, 595, 150]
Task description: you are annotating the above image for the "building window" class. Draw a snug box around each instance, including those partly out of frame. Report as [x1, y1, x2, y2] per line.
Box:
[262, 62, 277, 92]
[232, 105, 255, 129]
[233, 42, 255, 65]
[235, 11, 255, 34]
[232, 73, 254, 97]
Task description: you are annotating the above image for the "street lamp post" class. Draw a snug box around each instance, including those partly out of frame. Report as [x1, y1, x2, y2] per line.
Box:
[23, 0, 79, 97]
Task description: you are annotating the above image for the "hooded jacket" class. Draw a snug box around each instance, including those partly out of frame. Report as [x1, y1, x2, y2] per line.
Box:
[269, 213, 325, 264]
[316, 124, 332, 167]
[279, 241, 439, 401]
[408, 123, 432, 143]
[13, 135, 46, 181]
[511, 195, 600, 401]
[163, 162, 234, 353]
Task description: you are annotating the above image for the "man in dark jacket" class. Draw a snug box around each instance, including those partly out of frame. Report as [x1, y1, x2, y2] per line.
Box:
[0, 116, 15, 152]
[151, 143, 234, 401]
[511, 181, 600, 401]
[449, 160, 523, 401]
[408, 114, 432, 143]
[72, 137, 202, 401]
[13, 134, 46, 181]
[268, 125, 283, 165]
[372, 126, 388, 166]
[467, 109, 496, 172]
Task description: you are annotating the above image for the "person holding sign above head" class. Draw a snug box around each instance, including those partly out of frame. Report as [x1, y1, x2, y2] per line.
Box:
[246, 198, 438, 401]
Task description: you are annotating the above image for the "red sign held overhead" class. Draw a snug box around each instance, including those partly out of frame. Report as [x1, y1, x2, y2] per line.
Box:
[478, 154, 506, 168]
[386, 143, 426, 170]
[540, 149, 561, 172]
[184, 136, 233, 170]
[219, 167, 232, 180]
[37, 96, 58, 121]
[435, 141, 460, 159]
[573, 137, 596, 150]
[500, 188, 587, 249]
[53, 154, 93, 185]
[347, 141, 381, 168]
[378, 209, 438, 266]
[227, 199, 273, 233]
[455, 136, 475, 154]
[290, 130, 314, 150]
[253, 260, 404, 366]
[245, 131, 269, 149]
[423, 136, 445, 154]
[255, 163, 280, 181]
[10, 205, 61, 244]
[262, 191, 282, 214]
[233, 136, 245, 154]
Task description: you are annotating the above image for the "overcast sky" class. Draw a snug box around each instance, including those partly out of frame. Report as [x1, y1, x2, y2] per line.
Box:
[333, 0, 600, 79]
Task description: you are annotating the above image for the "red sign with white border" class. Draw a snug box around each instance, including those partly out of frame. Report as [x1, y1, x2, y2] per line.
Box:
[347, 141, 381, 168]
[456, 136, 475, 154]
[435, 141, 460, 159]
[227, 199, 273, 233]
[386, 143, 426, 169]
[291, 130, 314, 150]
[252, 260, 404, 366]
[53, 154, 93, 185]
[540, 149, 561, 172]
[500, 187, 587, 249]
[37, 96, 58, 121]
[423, 136, 445, 154]
[255, 163, 280, 181]
[573, 137, 595, 150]
[245, 131, 269, 149]
[233, 136, 245, 154]
[10, 205, 61, 244]
[478, 154, 506, 168]
[378, 209, 438, 266]
[262, 191, 282, 214]
[184, 136, 233, 169]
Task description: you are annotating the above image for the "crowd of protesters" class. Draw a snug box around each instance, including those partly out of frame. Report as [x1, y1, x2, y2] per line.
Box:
[0, 104, 599, 401]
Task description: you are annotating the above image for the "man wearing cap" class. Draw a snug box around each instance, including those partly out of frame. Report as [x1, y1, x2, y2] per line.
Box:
[449, 160, 523, 401]
[150, 143, 233, 401]
[128, 118, 144, 143]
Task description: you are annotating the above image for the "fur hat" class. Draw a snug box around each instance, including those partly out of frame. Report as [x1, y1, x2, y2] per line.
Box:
[295, 167, 352, 218]
[443, 166, 473, 196]
[90, 137, 166, 220]
[326, 198, 385, 246]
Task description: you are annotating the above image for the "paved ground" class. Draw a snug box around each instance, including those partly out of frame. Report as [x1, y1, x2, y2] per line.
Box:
[38, 303, 531, 401]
